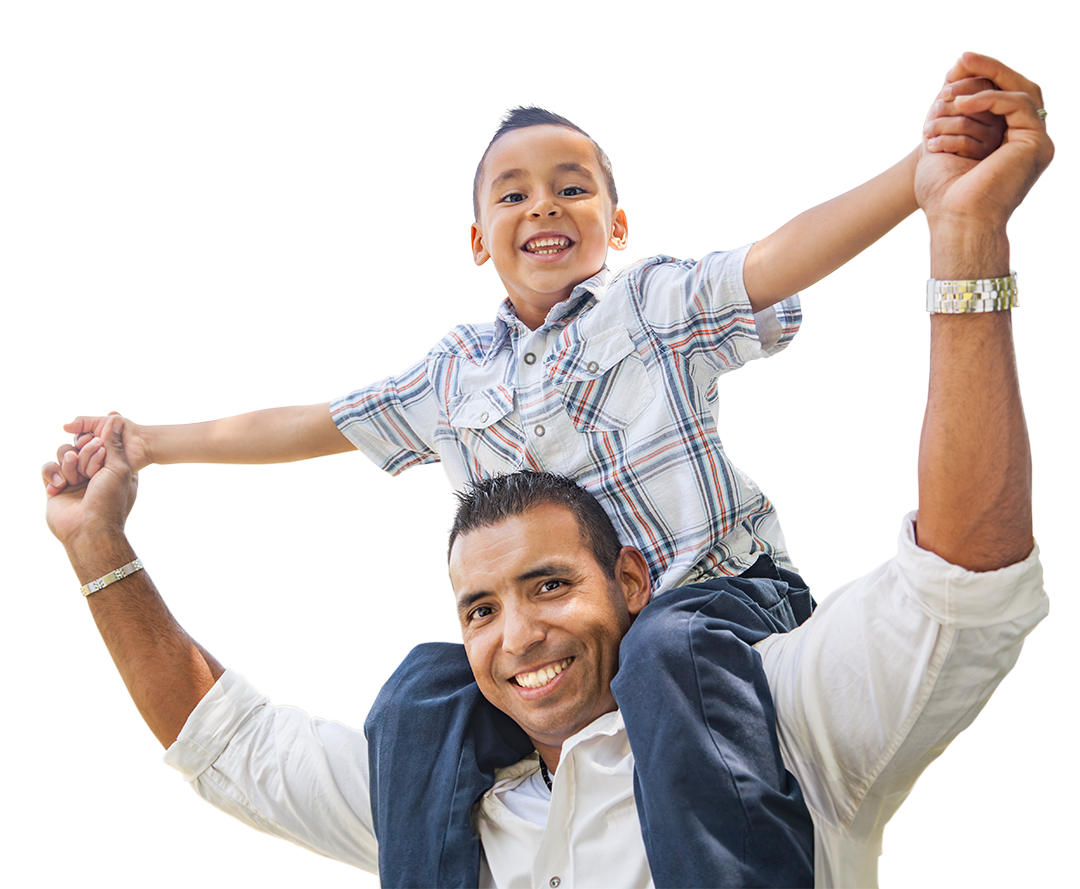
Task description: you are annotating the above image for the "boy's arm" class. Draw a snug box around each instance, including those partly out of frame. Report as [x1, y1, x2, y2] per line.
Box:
[742, 66, 1006, 314]
[46, 404, 352, 494]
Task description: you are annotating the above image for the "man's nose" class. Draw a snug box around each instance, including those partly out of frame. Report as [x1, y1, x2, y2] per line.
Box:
[501, 603, 546, 655]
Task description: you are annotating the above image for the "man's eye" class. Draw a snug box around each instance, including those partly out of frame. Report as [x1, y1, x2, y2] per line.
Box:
[541, 580, 564, 592]
[469, 604, 494, 620]
[560, 186, 586, 196]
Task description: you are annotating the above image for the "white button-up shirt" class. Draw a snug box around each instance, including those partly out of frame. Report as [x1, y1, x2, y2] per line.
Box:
[165, 515, 1047, 888]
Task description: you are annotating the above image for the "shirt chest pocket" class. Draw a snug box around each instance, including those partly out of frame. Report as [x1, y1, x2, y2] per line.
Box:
[446, 386, 525, 474]
[545, 327, 655, 432]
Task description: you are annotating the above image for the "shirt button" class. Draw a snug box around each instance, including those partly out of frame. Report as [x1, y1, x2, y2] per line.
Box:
[479, 411, 489, 423]
[549, 879, 561, 888]
[586, 360, 599, 373]
[534, 424, 546, 437]
[523, 352, 537, 365]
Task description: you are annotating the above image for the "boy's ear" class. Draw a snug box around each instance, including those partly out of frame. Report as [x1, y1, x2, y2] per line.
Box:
[609, 208, 629, 252]
[470, 222, 491, 266]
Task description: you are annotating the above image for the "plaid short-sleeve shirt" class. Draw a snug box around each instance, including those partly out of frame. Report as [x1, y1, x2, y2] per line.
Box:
[331, 245, 800, 594]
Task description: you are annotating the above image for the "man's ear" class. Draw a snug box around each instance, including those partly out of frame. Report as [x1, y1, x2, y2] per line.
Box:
[609, 208, 628, 252]
[616, 545, 651, 616]
[471, 222, 490, 266]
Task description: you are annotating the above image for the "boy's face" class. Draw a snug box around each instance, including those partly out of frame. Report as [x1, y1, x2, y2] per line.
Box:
[471, 125, 628, 330]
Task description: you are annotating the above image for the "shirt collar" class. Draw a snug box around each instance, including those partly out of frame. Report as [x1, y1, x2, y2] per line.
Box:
[488, 709, 628, 795]
[492, 267, 612, 347]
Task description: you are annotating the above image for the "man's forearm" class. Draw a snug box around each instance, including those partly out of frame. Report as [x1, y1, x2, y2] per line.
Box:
[68, 530, 224, 747]
[743, 148, 919, 312]
[915, 223, 1032, 571]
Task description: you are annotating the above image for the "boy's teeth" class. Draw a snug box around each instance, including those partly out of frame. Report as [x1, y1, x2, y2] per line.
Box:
[514, 658, 572, 689]
[525, 236, 571, 254]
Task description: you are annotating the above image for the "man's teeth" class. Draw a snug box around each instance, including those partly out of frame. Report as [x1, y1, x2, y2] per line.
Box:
[525, 237, 571, 255]
[515, 658, 572, 689]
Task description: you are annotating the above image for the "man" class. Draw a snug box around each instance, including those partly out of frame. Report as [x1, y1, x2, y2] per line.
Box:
[44, 53, 1051, 887]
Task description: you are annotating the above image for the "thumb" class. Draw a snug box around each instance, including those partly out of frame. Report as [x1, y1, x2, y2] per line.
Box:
[101, 414, 132, 473]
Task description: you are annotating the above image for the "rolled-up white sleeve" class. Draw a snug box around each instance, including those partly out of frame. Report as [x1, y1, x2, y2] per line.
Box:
[164, 669, 379, 873]
[756, 512, 1048, 887]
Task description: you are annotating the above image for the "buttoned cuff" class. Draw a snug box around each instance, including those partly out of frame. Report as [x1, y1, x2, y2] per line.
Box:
[164, 668, 270, 781]
[733, 242, 801, 354]
[898, 511, 1046, 629]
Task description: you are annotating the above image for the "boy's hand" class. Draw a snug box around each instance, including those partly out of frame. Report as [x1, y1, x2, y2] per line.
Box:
[915, 53, 1052, 269]
[43, 413, 151, 495]
[923, 67, 1007, 160]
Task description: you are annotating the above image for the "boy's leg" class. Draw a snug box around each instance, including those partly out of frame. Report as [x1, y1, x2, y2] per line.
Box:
[612, 562, 816, 889]
[364, 642, 533, 889]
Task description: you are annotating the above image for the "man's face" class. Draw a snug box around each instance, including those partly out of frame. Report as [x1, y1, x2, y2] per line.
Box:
[450, 503, 649, 761]
[470, 125, 628, 330]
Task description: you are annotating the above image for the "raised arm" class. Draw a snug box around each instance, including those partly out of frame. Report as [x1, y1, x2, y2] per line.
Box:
[757, 59, 1050, 877]
[44, 415, 224, 746]
[45, 403, 351, 495]
[742, 67, 1007, 313]
[913, 52, 1052, 570]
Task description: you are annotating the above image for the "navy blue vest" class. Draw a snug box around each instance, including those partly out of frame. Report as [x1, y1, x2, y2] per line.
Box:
[366, 557, 815, 888]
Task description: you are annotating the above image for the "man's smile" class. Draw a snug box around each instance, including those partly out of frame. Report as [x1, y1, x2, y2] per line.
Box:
[512, 657, 574, 689]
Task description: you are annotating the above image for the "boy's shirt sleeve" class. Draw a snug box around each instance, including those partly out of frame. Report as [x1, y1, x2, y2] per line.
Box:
[622, 243, 801, 380]
[329, 356, 442, 475]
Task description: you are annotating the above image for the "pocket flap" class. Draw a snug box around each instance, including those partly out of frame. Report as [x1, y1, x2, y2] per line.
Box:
[546, 326, 637, 386]
[447, 386, 514, 429]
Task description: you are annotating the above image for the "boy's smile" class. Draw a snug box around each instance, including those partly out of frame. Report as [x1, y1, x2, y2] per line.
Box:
[471, 124, 628, 330]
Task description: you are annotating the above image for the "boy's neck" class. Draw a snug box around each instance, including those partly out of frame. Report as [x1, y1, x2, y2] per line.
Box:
[507, 274, 601, 330]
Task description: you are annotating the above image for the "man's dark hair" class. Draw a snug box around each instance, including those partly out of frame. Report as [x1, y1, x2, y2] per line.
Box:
[472, 106, 618, 221]
[448, 471, 623, 578]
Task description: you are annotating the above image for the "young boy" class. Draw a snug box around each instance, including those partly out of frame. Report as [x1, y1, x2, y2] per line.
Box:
[52, 62, 1004, 886]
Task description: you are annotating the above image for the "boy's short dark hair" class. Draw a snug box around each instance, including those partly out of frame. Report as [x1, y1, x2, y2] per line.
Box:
[448, 471, 623, 578]
[472, 106, 619, 221]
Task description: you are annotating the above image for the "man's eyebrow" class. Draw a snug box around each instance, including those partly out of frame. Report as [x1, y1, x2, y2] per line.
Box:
[456, 590, 488, 615]
[455, 562, 576, 613]
[488, 163, 597, 191]
[517, 561, 575, 582]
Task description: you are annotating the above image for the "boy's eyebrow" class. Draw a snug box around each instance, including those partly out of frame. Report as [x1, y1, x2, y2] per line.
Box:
[488, 163, 598, 191]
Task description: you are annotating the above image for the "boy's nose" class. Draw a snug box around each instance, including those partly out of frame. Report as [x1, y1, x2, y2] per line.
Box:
[529, 195, 560, 217]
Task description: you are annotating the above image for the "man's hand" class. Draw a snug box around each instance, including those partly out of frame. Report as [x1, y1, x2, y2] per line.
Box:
[916, 52, 1053, 273]
[43, 412, 150, 496]
[44, 414, 138, 553]
[44, 412, 222, 748]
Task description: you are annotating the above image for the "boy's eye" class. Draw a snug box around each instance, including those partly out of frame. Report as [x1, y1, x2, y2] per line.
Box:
[559, 186, 586, 196]
[499, 193, 525, 204]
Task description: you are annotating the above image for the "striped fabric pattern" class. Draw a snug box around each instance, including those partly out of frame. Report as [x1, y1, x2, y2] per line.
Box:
[331, 245, 801, 594]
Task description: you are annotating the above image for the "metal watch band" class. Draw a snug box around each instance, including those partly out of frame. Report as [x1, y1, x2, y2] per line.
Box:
[81, 557, 144, 597]
[926, 271, 1018, 314]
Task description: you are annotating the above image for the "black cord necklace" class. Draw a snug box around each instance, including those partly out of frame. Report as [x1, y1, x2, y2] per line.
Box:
[538, 755, 553, 791]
